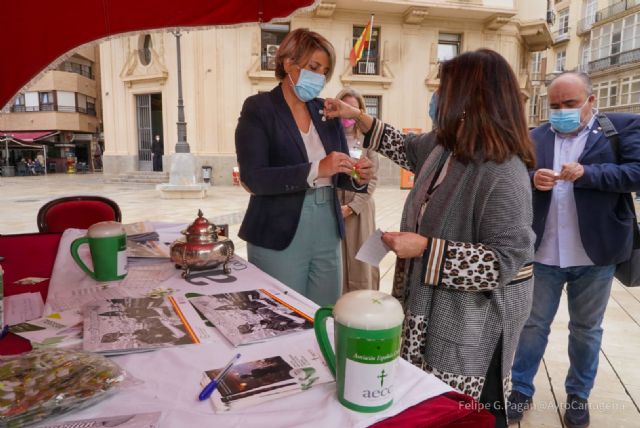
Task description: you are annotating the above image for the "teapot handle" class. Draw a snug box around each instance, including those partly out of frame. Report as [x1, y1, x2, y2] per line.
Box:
[314, 306, 336, 378]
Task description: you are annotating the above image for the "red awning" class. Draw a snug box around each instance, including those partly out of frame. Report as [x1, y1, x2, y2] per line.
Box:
[0, 0, 319, 109]
[0, 131, 56, 142]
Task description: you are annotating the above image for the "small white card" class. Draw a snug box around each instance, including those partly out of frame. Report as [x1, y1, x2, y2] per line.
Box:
[355, 229, 391, 267]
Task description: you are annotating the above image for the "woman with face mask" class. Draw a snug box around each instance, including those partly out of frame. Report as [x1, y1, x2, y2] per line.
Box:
[235, 29, 374, 306]
[335, 88, 380, 294]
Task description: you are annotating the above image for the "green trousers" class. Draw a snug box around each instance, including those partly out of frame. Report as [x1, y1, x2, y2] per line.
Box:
[248, 187, 343, 306]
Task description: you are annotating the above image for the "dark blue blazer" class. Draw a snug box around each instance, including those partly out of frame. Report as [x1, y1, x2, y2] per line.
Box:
[531, 112, 640, 266]
[235, 84, 363, 251]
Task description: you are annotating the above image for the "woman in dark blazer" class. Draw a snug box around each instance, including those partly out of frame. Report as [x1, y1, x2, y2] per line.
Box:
[235, 29, 373, 306]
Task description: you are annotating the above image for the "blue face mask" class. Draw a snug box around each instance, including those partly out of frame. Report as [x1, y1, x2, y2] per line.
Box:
[289, 68, 326, 102]
[428, 93, 439, 123]
[549, 100, 588, 133]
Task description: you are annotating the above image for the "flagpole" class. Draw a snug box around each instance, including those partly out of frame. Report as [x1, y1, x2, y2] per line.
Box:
[365, 14, 374, 74]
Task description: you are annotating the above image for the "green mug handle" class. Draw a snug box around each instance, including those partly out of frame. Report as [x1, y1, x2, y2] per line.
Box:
[70, 236, 96, 280]
[314, 306, 336, 378]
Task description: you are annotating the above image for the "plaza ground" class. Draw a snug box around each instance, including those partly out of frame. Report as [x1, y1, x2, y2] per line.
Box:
[1, 173, 639, 427]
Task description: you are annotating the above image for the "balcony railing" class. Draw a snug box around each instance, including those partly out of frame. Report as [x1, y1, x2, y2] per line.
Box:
[589, 47, 640, 72]
[575, 63, 590, 73]
[552, 28, 571, 44]
[530, 72, 544, 81]
[10, 104, 96, 115]
[595, 0, 640, 24]
[260, 57, 276, 71]
[577, 16, 596, 35]
[57, 105, 77, 113]
[353, 60, 379, 76]
[599, 104, 640, 113]
[62, 62, 94, 79]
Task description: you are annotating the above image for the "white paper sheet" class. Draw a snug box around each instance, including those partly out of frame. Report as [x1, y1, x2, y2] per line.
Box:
[4, 292, 44, 325]
[355, 229, 391, 266]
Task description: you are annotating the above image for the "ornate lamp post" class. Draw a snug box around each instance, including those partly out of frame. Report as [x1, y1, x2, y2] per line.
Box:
[173, 29, 190, 154]
[157, 29, 207, 198]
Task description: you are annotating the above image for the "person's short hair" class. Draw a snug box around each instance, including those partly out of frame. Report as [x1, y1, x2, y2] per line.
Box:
[335, 87, 366, 112]
[275, 28, 336, 81]
[548, 71, 593, 97]
[435, 49, 535, 169]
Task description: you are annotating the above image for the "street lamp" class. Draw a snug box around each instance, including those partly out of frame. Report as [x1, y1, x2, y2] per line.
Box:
[172, 29, 190, 154]
[157, 28, 206, 197]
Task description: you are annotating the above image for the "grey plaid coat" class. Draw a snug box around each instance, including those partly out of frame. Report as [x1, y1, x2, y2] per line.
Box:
[366, 120, 534, 411]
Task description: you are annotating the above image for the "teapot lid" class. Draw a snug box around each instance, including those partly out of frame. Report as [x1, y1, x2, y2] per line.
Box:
[183, 209, 217, 238]
[333, 290, 404, 330]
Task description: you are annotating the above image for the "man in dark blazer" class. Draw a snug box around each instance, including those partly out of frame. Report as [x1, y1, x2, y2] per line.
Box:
[508, 72, 640, 428]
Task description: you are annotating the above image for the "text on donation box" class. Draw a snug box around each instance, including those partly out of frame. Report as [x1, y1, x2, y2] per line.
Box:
[342, 336, 400, 408]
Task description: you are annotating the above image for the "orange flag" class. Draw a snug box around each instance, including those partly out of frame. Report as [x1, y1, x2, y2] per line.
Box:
[349, 15, 374, 67]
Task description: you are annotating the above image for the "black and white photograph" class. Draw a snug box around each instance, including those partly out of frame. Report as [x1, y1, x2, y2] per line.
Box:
[83, 297, 198, 354]
[189, 289, 312, 346]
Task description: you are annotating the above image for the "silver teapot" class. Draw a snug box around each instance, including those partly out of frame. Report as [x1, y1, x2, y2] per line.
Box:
[170, 210, 235, 277]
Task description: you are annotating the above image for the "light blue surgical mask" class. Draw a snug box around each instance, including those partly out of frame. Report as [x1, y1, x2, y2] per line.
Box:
[549, 99, 589, 133]
[289, 68, 326, 102]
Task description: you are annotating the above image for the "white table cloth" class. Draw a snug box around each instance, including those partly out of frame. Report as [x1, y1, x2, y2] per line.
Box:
[42, 225, 452, 427]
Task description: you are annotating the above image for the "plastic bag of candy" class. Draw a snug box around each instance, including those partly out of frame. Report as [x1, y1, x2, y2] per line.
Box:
[0, 349, 128, 427]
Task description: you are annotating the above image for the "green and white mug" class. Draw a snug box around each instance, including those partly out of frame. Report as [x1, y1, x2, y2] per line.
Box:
[70, 221, 127, 281]
[314, 290, 405, 413]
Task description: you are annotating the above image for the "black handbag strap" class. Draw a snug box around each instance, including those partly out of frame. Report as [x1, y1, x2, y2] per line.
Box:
[596, 113, 640, 245]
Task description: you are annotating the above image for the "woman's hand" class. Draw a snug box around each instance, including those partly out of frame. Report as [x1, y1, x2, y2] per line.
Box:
[382, 232, 429, 259]
[353, 156, 374, 185]
[341, 205, 353, 218]
[318, 151, 356, 178]
[323, 98, 361, 120]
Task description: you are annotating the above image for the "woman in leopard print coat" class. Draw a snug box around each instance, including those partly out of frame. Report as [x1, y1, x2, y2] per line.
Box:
[324, 49, 536, 427]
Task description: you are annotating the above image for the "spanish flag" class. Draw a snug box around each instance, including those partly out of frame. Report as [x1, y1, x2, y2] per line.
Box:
[349, 15, 374, 67]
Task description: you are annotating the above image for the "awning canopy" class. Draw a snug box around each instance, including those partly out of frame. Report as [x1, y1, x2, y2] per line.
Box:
[0, 136, 49, 172]
[0, 131, 57, 142]
[0, 0, 319, 109]
[0, 137, 48, 150]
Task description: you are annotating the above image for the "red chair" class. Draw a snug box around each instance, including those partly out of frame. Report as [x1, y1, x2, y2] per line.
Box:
[37, 196, 122, 233]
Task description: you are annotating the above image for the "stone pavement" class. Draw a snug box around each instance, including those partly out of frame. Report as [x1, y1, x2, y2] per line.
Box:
[1, 173, 639, 427]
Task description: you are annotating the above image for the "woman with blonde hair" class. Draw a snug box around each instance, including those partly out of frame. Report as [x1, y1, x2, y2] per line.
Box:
[235, 29, 374, 306]
[335, 88, 380, 292]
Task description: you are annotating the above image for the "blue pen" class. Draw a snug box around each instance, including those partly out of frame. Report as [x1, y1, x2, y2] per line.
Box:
[199, 353, 241, 401]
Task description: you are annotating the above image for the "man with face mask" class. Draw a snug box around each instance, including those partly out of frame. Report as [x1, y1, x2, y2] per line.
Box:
[507, 72, 640, 427]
